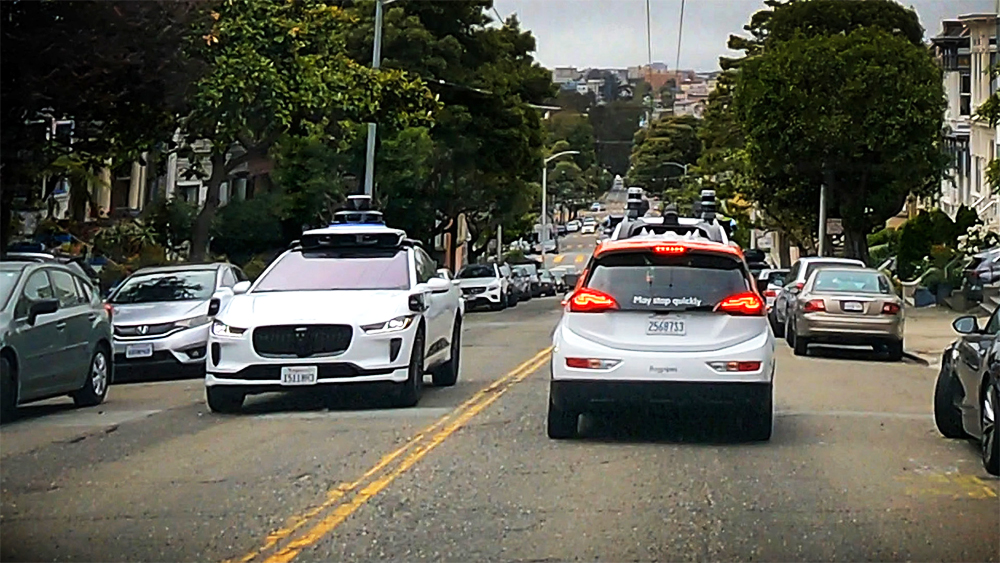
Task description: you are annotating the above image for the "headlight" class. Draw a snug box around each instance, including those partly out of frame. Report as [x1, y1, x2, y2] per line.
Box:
[361, 315, 415, 334]
[487, 281, 501, 290]
[212, 320, 246, 338]
[175, 315, 212, 329]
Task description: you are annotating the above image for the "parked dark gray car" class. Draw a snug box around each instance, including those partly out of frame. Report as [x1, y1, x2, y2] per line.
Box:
[0, 261, 113, 422]
[108, 263, 245, 379]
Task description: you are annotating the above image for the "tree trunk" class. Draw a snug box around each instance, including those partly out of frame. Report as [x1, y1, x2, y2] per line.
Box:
[778, 231, 791, 268]
[189, 152, 228, 262]
[843, 227, 871, 265]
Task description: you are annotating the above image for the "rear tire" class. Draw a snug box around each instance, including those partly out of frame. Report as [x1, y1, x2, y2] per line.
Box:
[791, 324, 809, 357]
[395, 328, 425, 407]
[206, 386, 245, 413]
[886, 339, 904, 362]
[934, 364, 967, 439]
[72, 346, 110, 407]
[547, 398, 578, 439]
[432, 317, 461, 387]
[744, 384, 773, 441]
[1, 356, 18, 424]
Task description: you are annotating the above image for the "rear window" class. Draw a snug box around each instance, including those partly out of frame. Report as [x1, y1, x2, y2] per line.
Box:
[804, 261, 862, 281]
[586, 252, 751, 311]
[762, 271, 787, 286]
[812, 270, 891, 294]
[254, 249, 410, 292]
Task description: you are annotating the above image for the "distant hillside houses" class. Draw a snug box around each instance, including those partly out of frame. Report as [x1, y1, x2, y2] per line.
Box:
[550, 64, 719, 116]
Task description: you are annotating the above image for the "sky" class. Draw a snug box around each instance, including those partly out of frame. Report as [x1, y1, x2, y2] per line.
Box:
[492, 0, 997, 71]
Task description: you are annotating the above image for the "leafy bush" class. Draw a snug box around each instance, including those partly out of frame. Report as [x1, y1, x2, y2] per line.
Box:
[143, 198, 197, 252]
[93, 221, 159, 263]
[210, 194, 285, 266]
[241, 252, 276, 281]
[897, 209, 956, 281]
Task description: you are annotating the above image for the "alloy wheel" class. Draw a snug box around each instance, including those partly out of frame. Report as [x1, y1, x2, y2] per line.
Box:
[91, 352, 108, 397]
[982, 382, 997, 466]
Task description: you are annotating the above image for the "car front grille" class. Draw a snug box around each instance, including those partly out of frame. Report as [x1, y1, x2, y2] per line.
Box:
[114, 322, 177, 338]
[252, 325, 353, 358]
[463, 287, 486, 295]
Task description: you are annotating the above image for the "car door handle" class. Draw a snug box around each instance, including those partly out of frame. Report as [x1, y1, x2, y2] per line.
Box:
[55, 322, 67, 330]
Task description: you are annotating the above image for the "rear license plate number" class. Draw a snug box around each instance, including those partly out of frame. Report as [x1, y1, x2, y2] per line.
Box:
[842, 301, 864, 312]
[281, 366, 318, 386]
[125, 343, 153, 359]
[647, 319, 686, 335]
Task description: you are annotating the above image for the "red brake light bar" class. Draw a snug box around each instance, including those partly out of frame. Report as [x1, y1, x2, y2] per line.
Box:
[715, 292, 765, 316]
[595, 239, 741, 258]
[653, 244, 686, 255]
[568, 288, 619, 313]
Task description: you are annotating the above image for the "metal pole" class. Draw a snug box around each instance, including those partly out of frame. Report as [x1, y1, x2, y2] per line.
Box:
[497, 225, 503, 262]
[818, 182, 828, 257]
[541, 165, 548, 268]
[363, 0, 385, 197]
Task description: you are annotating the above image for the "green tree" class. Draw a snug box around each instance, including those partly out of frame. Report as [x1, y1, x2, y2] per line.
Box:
[589, 100, 644, 176]
[626, 115, 702, 205]
[733, 26, 946, 263]
[183, 0, 438, 260]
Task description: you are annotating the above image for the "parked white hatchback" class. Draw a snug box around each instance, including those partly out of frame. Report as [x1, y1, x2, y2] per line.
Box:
[205, 211, 463, 413]
[548, 235, 776, 440]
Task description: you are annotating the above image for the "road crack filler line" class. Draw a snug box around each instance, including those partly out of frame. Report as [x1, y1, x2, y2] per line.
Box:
[226, 346, 553, 563]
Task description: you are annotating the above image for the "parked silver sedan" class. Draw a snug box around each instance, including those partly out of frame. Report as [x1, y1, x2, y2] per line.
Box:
[0, 261, 113, 422]
[784, 267, 905, 360]
[108, 263, 245, 379]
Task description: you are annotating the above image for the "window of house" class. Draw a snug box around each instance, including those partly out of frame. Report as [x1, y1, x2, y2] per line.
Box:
[961, 73, 972, 116]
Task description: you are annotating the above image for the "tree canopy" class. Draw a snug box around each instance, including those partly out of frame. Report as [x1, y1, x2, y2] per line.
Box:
[627, 115, 702, 207]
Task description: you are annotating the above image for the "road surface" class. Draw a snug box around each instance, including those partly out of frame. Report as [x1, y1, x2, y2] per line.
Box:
[2, 296, 998, 562]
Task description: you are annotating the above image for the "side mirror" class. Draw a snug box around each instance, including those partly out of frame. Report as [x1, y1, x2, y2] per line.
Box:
[427, 277, 451, 294]
[208, 298, 221, 317]
[28, 299, 59, 325]
[233, 281, 251, 295]
[408, 293, 427, 312]
[953, 315, 980, 335]
[436, 268, 452, 280]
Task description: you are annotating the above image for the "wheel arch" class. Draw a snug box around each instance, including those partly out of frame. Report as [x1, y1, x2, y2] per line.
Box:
[1, 346, 18, 381]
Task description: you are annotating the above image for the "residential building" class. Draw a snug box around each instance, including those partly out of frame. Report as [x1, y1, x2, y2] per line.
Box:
[933, 13, 1000, 231]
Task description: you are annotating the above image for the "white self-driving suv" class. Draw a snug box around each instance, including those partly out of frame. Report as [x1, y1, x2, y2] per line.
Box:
[205, 223, 464, 413]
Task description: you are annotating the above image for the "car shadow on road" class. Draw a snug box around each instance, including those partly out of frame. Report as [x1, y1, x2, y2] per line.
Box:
[4, 402, 80, 426]
[576, 408, 794, 446]
[801, 344, 926, 365]
[238, 382, 446, 415]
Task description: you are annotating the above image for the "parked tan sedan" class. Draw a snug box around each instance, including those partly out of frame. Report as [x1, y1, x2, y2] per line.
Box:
[785, 267, 905, 360]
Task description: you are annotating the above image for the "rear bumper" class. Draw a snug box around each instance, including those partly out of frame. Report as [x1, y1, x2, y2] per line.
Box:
[796, 313, 903, 343]
[550, 379, 771, 412]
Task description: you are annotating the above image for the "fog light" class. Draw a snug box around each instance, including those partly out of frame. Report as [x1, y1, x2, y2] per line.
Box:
[186, 346, 207, 359]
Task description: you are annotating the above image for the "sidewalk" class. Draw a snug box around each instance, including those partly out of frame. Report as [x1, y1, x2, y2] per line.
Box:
[904, 305, 989, 366]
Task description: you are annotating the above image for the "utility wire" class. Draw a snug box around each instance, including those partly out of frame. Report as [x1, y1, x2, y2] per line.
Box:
[675, 0, 686, 83]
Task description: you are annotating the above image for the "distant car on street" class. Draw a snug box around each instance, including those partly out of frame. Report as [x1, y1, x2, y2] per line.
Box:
[783, 267, 904, 360]
[457, 263, 512, 311]
[566, 220, 581, 233]
[770, 256, 865, 337]
[757, 268, 790, 310]
[934, 308, 1000, 475]
[0, 261, 113, 422]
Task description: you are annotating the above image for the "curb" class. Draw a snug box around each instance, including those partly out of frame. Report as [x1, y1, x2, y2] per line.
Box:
[902, 351, 930, 366]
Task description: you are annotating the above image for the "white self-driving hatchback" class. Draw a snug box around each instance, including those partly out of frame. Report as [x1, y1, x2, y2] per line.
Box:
[205, 223, 463, 413]
[548, 235, 776, 440]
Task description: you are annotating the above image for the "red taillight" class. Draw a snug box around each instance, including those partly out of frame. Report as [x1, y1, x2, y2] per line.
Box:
[104, 303, 113, 320]
[882, 302, 901, 315]
[763, 289, 776, 297]
[709, 361, 762, 372]
[794, 282, 804, 291]
[568, 288, 619, 313]
[715, 292, 765, 316]
[803, 299, 826, 313]
[653, 244, 687, 255]
[566, 357, 620, 369]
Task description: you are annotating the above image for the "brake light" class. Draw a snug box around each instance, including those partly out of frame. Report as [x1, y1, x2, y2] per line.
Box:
[803, 299, 826, 313]
[794, 282, 805, 291]
[653, 244, 686, 255]
[104, 303, 114, 321]
[568, 288, 619, 313]
[715, 292, 764, 316]
[882, 302, 901, 315]
[566, 358, 621, 369]
[763, 289, 776, 298]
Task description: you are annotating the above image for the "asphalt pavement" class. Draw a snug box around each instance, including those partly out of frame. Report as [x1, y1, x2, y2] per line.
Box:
[2, 275, 998, 561]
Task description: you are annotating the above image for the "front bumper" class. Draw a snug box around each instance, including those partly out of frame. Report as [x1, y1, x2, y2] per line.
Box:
[462, 286, 502, 305]
[796, 312, 903, 343]
[113, 323, 210, 377]
[206, 321, 417, 387]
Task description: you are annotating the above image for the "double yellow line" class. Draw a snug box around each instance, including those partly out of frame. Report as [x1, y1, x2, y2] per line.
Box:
[228, 346, 553, 563]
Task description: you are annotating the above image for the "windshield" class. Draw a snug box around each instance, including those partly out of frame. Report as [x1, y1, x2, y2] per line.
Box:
[586, 252, 750, 311]
[255, 249, 410, 292]
[458, 265, 496, 279]
[812, 270, 891, 294]
[111, 270, 216, 303]
[0, 269, 22, 309]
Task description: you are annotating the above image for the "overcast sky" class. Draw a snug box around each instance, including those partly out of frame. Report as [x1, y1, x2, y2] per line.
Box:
[492, 0, 997, 71]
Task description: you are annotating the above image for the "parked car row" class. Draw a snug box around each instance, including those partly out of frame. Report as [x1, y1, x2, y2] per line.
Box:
[455, 261, 565, 312]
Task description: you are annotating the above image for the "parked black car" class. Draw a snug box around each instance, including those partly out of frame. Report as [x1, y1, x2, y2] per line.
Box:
[934, 309, 1000, 475]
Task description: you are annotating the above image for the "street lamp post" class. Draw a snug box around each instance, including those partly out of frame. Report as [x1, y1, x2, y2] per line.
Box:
[363, 0, 399, 198]
[541, 150, 580, 267]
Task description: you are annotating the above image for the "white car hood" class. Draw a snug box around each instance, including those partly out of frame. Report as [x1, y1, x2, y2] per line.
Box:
[220, 290, 411, 328]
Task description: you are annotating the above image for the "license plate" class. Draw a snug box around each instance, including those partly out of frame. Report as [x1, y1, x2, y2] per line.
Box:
[281, 366, 318, 386]
[125, 343, 153, 359]
[646, 319, 686, 335]
[842, 301, 864, 312]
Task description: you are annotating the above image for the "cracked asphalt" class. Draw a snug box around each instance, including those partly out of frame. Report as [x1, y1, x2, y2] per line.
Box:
[1, 240, 998, 562]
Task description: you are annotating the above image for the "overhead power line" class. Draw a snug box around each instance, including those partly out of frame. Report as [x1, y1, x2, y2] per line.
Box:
[675, 0, 686, 79]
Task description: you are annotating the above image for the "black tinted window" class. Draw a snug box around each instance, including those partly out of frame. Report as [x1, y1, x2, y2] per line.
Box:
[586, 252, 750, 311]
[255, 250, 410, 292]
[458, 265, 495, 279]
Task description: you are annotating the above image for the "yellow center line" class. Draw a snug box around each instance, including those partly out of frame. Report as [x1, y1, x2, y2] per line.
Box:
[574, 254, 585, 263]
[228, 347, 553, 563]
[553, 255, 565, 264]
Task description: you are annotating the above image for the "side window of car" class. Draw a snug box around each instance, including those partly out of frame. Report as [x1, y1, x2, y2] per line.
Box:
[50, 269, 83, 308]
[15, 270, 55, 318]
[74, 276, 96, 305]
[786, 263, 800, 286]
[220, 267, 237, 288]
[233, 267, 249, 282]
[414, 251, 433, 284]
[985, 309, 1000, 336]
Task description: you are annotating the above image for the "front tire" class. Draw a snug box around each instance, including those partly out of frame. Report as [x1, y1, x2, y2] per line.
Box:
[934, 363, 967, 439]
[432, 317, 461, 387]
[395, 328, 425, 407]
[547, 398, 578, 439]
[1, 356, 18, 423]
[981, 378, 999, 476]
[771, 308, 786, 338]
[72, 346, 110, 407]
[206, 386, 245, 413]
